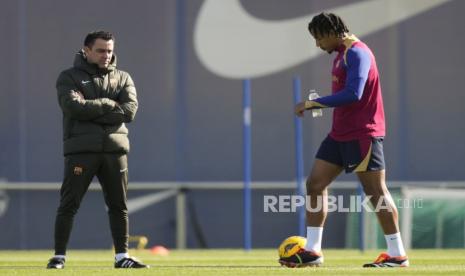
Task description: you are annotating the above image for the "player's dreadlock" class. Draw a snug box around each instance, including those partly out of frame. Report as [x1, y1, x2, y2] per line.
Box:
[308, 12, 349, 37]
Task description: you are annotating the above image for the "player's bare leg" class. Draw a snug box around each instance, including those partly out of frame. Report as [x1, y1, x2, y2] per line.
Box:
[358, 170, 409, 267]
[279, 159, 343, 268]
[306, 159, 343, 227]
[357, 170, 398, 234]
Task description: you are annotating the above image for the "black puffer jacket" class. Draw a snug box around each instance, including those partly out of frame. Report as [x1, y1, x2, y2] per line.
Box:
[56, 50, 138, 155]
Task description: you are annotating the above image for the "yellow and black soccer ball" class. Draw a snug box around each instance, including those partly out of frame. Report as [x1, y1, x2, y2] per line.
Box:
[278, 236, 307, 258]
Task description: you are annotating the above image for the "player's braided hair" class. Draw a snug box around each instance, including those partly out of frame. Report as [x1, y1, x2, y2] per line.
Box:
[308, 12, 349, 37]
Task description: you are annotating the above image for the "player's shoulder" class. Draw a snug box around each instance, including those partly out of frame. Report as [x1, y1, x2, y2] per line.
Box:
[347, 42, 371, 56]
[345, 43, 372, 64]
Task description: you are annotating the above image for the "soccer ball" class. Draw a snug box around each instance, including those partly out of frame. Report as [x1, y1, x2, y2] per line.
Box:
[278, 236, 307, 258]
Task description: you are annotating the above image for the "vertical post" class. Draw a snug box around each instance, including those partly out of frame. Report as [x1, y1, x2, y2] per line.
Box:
[243, 79, 252, 251]
[292, 76, 306, 237]
[176, 190, 186, 249]
[357, 184, 365, 252]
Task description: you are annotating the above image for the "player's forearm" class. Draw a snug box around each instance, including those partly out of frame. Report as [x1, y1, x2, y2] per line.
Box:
[59, 95, 116, 120]
[311, 87, 360, 108]
[92, 101, 137, 125]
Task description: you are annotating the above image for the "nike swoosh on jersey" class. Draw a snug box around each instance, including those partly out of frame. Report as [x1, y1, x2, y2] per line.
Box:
[194, 0, 451, 79]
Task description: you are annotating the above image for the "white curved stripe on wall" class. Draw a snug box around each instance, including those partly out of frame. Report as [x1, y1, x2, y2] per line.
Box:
[194, 0, 451, 79]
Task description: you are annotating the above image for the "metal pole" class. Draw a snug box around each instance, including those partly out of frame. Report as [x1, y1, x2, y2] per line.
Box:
[243, 79, 252, 251]
[176, 191, 186, 249]
[293, 76, 306, 237]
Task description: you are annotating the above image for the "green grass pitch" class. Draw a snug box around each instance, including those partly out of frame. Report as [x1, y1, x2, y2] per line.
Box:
[1, 249, 464, 275]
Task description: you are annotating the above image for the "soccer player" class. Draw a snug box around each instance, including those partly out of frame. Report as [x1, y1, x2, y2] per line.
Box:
[47, 31, 148, 269]
[279, 13, 409, 268]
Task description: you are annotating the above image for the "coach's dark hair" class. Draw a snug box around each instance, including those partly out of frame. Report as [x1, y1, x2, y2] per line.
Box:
[84, 31, 114, 48]
[308, 13, 349, 37]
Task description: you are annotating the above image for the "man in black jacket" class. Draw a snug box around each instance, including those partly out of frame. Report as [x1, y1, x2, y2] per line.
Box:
[47, 31, 148, 269]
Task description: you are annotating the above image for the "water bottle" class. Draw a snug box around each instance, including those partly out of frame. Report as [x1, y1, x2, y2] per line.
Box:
[308, 89, 323, 117]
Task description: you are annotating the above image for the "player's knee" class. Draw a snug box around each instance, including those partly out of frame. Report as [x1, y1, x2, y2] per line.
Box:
[361, 184, 372, 195]
[306, 178, 326, 194]
[361, 184, 386, 197]
[107, 204, 128, 216]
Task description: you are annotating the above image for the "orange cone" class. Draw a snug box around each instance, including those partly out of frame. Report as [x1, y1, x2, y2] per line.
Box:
[150, 245, 170, 256]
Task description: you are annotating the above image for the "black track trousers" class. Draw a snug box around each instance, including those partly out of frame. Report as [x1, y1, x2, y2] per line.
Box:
[53, 153, 129, 255]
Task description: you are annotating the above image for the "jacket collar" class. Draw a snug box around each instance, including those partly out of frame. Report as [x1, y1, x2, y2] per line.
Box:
[73, 50, 117, 75]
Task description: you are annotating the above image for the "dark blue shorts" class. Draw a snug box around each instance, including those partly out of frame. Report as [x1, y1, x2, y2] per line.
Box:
[316, 135, 385, 173]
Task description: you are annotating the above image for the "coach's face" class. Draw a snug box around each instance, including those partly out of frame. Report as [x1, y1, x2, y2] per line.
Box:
[84, 38, 114, 68]
[311, 31, 340, 54]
